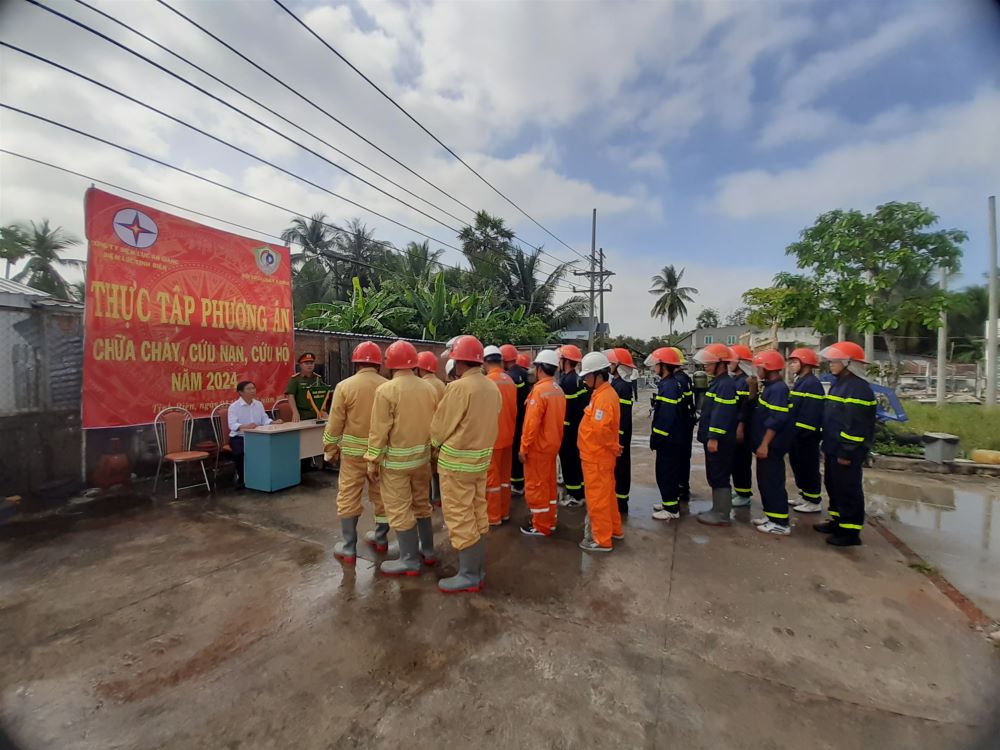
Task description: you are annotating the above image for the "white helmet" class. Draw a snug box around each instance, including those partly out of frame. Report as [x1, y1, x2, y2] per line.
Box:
[579, 351, 612, 378]
[483, 345, 502, 361]
[445, 358, 456, 377]
[532, 349, 560, 367]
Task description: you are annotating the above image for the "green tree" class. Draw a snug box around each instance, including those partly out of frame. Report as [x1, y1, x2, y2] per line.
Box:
[696, 307, 719, 329]
[297, 277, 411, 337]
[281, 213, 343, 313]
[1, 224, 29, 279]
[742, 273, 817, 342]
[11, 219, 81, 299]
[465, 309, 550, 345]
[458, 210, 516, 291]
[787, 202, 965, 383]
[947, 284, 989, 361]
[724, 306, 749, 326]
[502, 247, 587, 331]
[649, 265, 697, 333]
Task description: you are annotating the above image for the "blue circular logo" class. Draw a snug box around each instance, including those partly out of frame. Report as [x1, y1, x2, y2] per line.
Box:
[112, 208, 158, 249]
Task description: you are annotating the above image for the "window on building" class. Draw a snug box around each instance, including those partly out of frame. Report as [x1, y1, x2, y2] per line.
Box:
[727, 335, 737, 345]
[704, 335, 713, 344]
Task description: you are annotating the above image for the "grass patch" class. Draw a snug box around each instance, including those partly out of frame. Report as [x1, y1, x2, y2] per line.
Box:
[889, 402, 1000, 455]
[908, 561, 938, 576]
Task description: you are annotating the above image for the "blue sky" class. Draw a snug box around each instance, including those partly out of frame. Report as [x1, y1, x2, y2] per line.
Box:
[2, 0, 998, 338]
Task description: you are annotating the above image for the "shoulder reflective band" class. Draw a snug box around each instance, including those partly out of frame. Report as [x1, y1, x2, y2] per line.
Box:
[840, 431, 865, 442]
[619, 398, 633, 405]
[708, 427, 727, 434]
[655, 395, 680, 404]
[652, 427, 670, 436]
[826, 394, 877, 406]
[790, 390, 825, 400]
[759, 398, 789, 412]
[794, 422, 818, 431]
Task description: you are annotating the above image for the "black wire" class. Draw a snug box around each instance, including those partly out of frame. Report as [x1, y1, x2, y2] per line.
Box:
[271, 0, 592, 264]
[152, 0, 582, 271]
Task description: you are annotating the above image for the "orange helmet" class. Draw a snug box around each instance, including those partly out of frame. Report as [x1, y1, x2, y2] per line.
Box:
[416, 350, 438, 373]
[820, 341, 867, 364]
[352, 341, 383, 365]
[558, 344, 583, 363]
[649, 347, 682, 366]
[450, 335, 485, 364]
[789, 347, 820, 367]
[694, 342, 735, 364]
[729, 343, 753, 362]
[516, 353, 531, 368]
[385, 340, 418, 370]
[613, 347, 635, 368]
[752, 349, 785, 372]
[499, 344, 519, 362]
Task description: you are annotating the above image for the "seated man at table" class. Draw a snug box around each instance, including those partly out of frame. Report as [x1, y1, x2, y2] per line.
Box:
[228, 380, 282, 489]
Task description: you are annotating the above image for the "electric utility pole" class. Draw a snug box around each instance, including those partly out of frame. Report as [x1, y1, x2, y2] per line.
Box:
[572, 211, 614, 352]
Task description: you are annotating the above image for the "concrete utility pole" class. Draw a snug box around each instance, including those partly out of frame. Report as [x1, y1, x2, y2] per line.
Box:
[936, 266, 948, 406]
[987, 195, 998, 407]
[571, 210, 613, 352]
[596, 248, 614, 349]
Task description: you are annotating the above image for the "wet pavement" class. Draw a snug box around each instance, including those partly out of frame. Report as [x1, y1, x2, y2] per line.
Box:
[2, 395, 999, 749]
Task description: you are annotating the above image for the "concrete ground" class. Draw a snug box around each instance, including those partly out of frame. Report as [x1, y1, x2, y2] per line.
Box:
[2, 394, 999, 749]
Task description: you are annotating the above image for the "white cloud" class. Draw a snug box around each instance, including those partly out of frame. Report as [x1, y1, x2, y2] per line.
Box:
[626, 151, 667, 176]
[713, 89, 1000, 220]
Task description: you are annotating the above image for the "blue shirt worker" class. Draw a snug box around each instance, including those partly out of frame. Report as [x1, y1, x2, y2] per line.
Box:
[694, 343, 740, 527]
[815, 341, 877, 547]
[787, 348, 826, 513]
[749, 351, 793, 536]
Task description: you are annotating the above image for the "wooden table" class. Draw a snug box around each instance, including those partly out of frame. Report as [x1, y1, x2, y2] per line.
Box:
[243, 420, 326, 492]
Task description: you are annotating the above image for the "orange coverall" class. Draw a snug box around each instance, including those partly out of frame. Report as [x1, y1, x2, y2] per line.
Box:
[519, 373, 566, 535]
[577, 380, 622, 548]
[486, 367, 518, 525]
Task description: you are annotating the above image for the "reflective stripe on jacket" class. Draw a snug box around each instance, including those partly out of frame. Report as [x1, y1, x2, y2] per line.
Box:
[822, 373, 876, 460]
[697, 372, 739, 443]
[367, 369, 437, 470]
[520, 375, 566, 456]
[650, 372, 683, 449]
[558, 370, 590, 429]
[323, 367, 388, 456]
[611, 376, 633, 443]
[487, 367, 518, 450]
[430, 368, 501, 473]
[751, 378, 792, 453]
[790, 372, 825, 433]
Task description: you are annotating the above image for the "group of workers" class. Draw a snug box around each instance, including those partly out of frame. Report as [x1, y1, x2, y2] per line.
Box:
[313, 333, 877, 595]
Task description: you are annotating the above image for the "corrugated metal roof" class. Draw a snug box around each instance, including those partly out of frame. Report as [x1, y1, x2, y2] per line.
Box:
[0, 278, 50, 296]
[32, 298, 84, 311]
[293, 327, 445, 345]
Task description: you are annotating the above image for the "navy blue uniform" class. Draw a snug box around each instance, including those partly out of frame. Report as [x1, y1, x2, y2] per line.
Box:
[788, 372, 825, 502]
[507, 363, 529, 492]
[731, 370, 754, 498]
[821, 374, 877, 536]
[698, 372, 739, 489]
[650, 372, 686, 511]
[611, 376, 634, 512]
[558, 370, 589, 500]
[751, 378, 793, 525]
[673, 369, 696, 501]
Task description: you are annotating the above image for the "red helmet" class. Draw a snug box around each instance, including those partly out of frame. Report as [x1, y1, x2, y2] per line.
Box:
[650, 347, 682, 366]
[729, 343, 753, 362]
[416, 351, 438, 373]
[559, 344, 583, 363]
[352, 341, 383, 365]
[752, 349, 785, 372]
[516, 353, 531, 368]
[820, 341, 868, 364]
[789, 347, 820, 367]
[694, 342, 735, 364]
[499, 344, 519, 362]
[450, 335, 485, 364]
[384, 340, 418, 370]
[613, 347, 635, 368]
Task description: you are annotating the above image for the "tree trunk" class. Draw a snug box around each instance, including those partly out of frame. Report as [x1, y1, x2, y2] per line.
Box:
[883, 332, 900, 388]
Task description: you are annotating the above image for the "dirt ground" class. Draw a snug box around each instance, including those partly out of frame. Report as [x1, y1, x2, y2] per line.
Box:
[2, 396, 998, 749]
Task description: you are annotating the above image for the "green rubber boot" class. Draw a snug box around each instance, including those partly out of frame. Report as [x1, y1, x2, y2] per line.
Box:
[696, 488, 733, 527]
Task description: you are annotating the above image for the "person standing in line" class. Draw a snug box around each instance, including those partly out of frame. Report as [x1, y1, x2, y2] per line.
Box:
[417, 350, 446, 506]
[670, 347, 697, 506]
[577, 352, 623, 553]
[749, 350, 794, 536]
[787, 348, 826, 513]
[814, 341, 877, 547]
[647, 347, 686, 522]
[323, 341, 388, 564]
[606, 348, 636, 516]
[728, 343, 756, 508]
[501, 344, 529, 498]
[483, 345, 518, 526]
[518, 350, 566, 537]
[431, 336, 501, 593]
[366, 340, 439, 575]
[556, 345, 588, 507]
[694, 343, 740, 527]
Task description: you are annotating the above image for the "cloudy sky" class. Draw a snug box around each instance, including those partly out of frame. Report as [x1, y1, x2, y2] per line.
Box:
[2, 0, 998, 338]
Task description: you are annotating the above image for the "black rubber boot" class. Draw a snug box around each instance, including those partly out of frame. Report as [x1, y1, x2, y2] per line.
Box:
[827, 531, 862, 547]
[813, 519, 839, 534]
[417, 517, 437, 566]
[438, 539, 483, 594]
[697, 487, 733, 526]
[380, 527, 422, 576]
[333, 517, 359, 564]
[364, 522, 391, 552]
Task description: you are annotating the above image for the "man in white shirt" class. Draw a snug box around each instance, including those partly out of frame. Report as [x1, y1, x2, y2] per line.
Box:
[228, 380, 282, 489]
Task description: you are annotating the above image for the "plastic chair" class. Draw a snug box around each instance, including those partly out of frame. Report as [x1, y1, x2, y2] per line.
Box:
[153, 407, 212, 499]
[271, 398, 294, 422]
[209, 402, 233, 487]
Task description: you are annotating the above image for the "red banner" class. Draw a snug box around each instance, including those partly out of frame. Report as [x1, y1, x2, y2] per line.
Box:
[82, 188, 293, 428]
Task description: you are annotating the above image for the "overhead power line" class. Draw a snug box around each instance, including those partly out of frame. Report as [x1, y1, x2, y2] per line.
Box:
[271, 0, 592, 264]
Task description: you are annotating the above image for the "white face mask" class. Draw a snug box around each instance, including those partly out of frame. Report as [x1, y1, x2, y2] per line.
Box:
[847, 361, 869, 380]
[738, 361, 754, 377]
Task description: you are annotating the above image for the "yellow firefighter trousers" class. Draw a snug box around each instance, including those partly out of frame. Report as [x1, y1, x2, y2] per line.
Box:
[337, 455, 386, 521]
[439, 468, 488, 551]
[380, 463, 433, 531]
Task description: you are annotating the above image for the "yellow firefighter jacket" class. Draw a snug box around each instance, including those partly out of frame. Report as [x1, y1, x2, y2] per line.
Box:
[421, 372, 447, 403]
[430, 367, 501, 473]
[366, 369, 437, 470]
[323, 367, 388, 458]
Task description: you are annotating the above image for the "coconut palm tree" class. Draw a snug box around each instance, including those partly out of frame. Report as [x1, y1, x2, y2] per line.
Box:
[1, 224, 29, 279]
[649, 264, 697, 333]
[11, 219, 81, 299]
[503, 247, 587, 330]
[282, 213, 343, 312]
